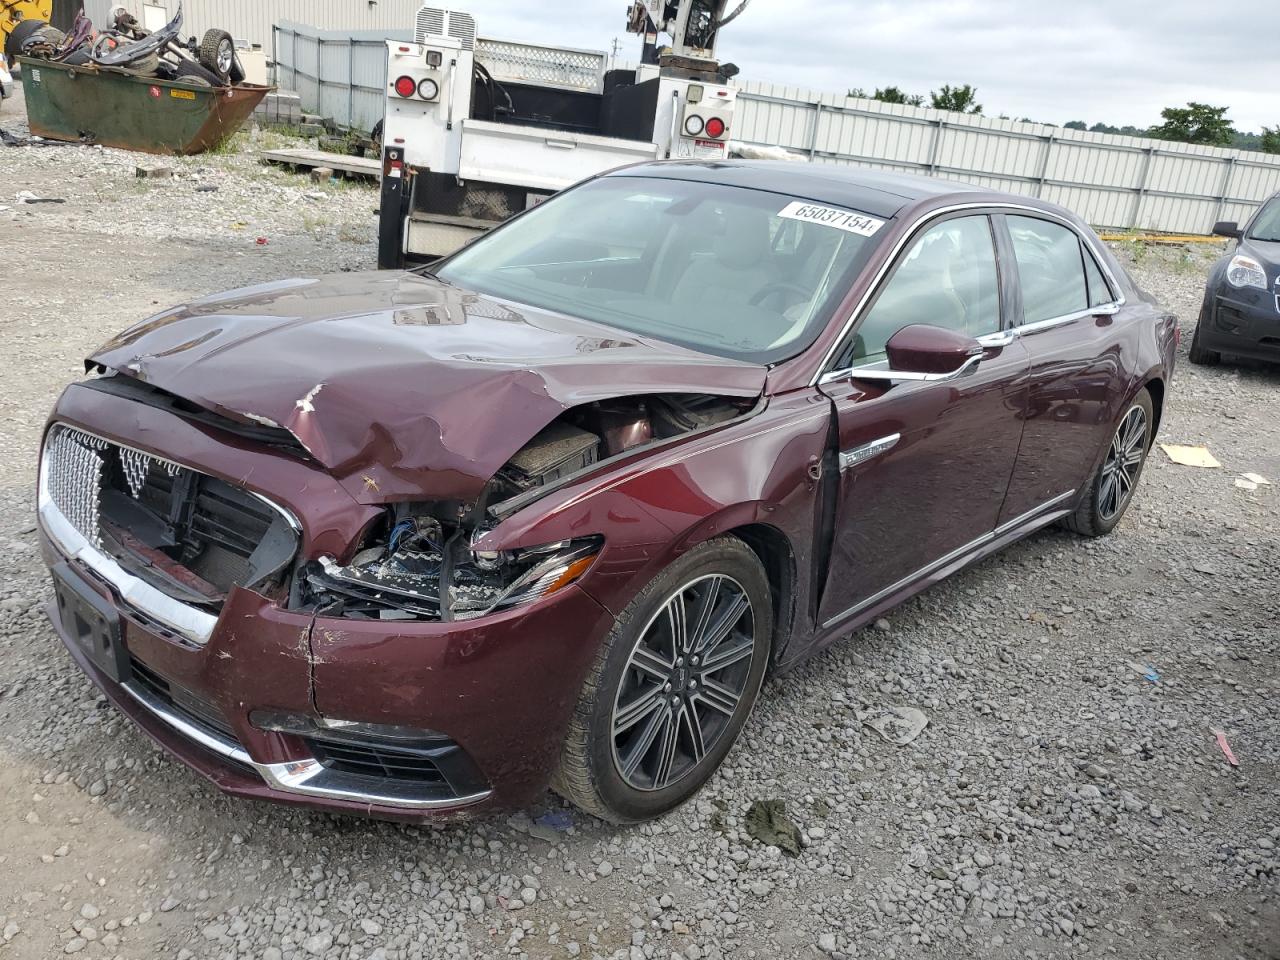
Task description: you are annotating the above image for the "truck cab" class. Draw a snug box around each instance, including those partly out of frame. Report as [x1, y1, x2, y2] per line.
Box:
[377, 4, 741, 267]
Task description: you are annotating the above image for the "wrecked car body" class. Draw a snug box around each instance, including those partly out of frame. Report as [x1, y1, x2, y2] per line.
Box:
[38, 161, 1177, 823]
[14, 4, 268, 154]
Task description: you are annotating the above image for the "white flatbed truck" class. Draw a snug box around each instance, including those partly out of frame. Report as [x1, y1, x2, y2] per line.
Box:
[377, 1, 750, 267]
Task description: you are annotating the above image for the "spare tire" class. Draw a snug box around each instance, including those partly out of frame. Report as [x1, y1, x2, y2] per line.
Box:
[197, 29, 233, 83]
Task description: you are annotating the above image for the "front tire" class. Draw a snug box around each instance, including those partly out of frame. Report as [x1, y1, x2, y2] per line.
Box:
[1188, 320, 1221, 366]
[553, 537, 773, 823]
[1064, 388, 1154, 537]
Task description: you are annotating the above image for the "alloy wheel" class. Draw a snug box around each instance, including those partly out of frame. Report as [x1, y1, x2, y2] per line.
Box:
[611, 574, 757, 792]
[1098, 404, 1148, 521]
[217, 40, 233, 76]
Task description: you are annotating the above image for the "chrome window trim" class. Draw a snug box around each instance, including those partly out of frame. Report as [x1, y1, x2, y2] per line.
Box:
[812, 201, 1127, 386]
[38, 423, 302, 647]
[120, 677, 491, 811]
[820, 489, 1075, 630]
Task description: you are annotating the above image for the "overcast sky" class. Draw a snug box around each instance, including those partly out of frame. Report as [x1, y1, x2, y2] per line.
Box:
[459, 0, 1275, 133]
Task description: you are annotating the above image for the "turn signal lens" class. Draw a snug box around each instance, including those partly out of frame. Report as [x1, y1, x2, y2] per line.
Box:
[393, 75, 416, 98]
[705, 117, 727, 139]
[417, 77, 439, 101]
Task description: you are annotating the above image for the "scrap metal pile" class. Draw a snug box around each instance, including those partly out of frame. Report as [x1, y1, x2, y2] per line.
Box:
[5, 2, 270, 155]
[5, 2, 243, 87]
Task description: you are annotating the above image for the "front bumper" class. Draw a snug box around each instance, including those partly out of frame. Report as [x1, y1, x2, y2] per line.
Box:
[38, 385, 616, 820]
[1199, 291, 1280, 361]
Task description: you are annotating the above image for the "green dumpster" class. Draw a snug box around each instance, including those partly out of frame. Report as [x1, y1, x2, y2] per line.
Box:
[17, 56, 271, 155]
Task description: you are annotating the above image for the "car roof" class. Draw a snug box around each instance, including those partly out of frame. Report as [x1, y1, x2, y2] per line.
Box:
[609, 159, 991, 219]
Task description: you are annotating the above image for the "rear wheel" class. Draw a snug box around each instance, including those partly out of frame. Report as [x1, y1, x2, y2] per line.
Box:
[553, 538, 773, 823]
[1063, 389, 1154, 537]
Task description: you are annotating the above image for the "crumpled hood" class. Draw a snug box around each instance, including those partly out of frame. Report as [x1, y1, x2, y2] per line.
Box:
[88, 271, 766, 505]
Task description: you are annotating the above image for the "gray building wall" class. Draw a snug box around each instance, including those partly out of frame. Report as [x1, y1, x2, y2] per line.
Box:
[83, 0, 423, 51]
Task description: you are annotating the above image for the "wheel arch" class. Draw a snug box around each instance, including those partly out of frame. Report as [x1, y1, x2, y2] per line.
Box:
[724, 522, 797, 669]
[1143, 375, 1166, 444]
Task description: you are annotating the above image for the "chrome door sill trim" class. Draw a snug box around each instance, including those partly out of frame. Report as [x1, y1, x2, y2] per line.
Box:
[120, 680, 491, 812]
[822, 489, 1077, 630]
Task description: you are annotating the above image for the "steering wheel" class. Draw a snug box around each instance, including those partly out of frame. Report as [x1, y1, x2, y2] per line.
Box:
[749, 280, 812, 309]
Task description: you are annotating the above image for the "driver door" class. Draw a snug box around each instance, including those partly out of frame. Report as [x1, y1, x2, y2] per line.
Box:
[816, 212, 1029, 630]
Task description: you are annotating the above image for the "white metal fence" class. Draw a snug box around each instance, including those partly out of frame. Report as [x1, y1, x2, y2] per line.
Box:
[733, 81, 1280, 235]
[272, 22, 409, 135]
[272, 23, 1280, 235]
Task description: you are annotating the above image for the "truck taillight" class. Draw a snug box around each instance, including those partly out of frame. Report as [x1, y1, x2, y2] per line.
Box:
[683, 115, 705, 137]
[417, 78, 439, 101]
[393, 75, 417, 98]
[705, 117, 726, 139]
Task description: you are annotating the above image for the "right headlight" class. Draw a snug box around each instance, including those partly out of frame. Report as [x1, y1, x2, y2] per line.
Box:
[1226, 254, 1268, 290]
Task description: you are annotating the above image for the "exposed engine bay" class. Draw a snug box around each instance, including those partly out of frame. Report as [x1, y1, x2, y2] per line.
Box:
[303, 393, 751, 622]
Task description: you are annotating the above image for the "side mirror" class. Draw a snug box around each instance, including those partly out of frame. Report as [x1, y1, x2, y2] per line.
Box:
[850, 324, 985, 384]
[1212, 221, 1242, 239]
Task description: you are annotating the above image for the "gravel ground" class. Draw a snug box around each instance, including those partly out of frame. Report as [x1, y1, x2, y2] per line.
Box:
[1, 81, 1277, 960]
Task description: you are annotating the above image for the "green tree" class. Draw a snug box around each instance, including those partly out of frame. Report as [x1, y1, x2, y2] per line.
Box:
[1262, 126, 1280, 154]
[849, 85, 924, 107]
[1064, 120, 1088, 131]
[1148, 102, 1233, 146]
[873, 85, 924, 106]
[930, 84, 982, 114]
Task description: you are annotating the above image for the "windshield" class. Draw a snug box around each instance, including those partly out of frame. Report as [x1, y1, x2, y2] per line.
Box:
[435, 176, 884, 364]
[1248, 198, 1280, 242]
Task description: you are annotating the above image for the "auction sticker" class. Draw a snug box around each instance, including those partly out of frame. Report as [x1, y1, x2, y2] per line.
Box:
[170, 88, 196, 100]
[778, 201, 884, 236]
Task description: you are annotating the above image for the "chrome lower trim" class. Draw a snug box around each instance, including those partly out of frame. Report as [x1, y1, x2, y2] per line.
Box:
[120, 679, 491, 811]
[993, 489, 1077, 537]
[822, 489, 1076, 629]
[37, 424, 303, 647]
[37, 494, 220, 646]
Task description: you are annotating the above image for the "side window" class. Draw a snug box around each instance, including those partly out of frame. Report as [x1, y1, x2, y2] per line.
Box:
[850, 215, 1000, 363]
[1008, 216, 1088, 324]
[1082, 245, 1115, 308]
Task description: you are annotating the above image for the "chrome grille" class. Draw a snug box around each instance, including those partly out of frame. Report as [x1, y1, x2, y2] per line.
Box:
[40, 424, 295, 602]
[44, 426, 109, 545]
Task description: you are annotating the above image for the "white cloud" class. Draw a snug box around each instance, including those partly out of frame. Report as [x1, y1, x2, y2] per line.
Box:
[457, 0, 1276, 132]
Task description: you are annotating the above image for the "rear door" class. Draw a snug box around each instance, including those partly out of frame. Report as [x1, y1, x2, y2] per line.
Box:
[816, 212, 1029, 630]
[994, 214, 1128, 525]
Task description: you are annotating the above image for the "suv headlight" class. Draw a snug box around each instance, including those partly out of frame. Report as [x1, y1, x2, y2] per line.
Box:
[1226, 254, 1268, 290]
[306, 517, 601, 622]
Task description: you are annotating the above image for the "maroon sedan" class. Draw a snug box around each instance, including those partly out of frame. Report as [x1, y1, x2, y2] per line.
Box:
[37, 162, 1176, 824]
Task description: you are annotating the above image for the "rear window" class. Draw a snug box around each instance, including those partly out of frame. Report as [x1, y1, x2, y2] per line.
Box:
[434, 176, 885, 364]
[1007, 216, 1088, 325]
